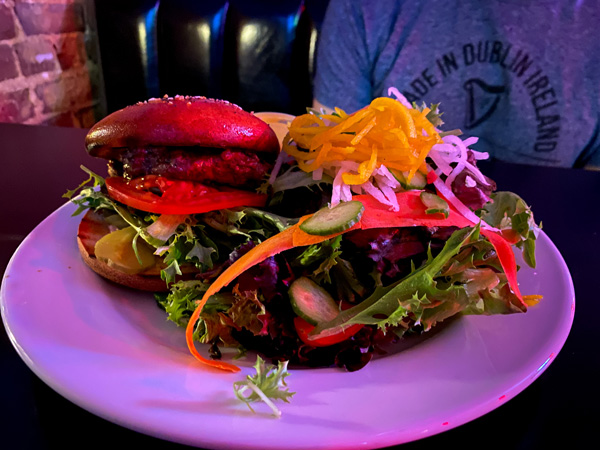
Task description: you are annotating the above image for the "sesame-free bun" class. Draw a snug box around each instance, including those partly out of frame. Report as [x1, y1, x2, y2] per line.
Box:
[77, 209, 196, 292]
[85, 95, 280, 160]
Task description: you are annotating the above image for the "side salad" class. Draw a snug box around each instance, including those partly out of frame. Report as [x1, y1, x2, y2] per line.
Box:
[163, 90, 540, 373]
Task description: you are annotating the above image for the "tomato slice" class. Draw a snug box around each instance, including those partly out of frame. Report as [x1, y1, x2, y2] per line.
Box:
[294, 316, 363, 347]
[105, 175, 267, 215]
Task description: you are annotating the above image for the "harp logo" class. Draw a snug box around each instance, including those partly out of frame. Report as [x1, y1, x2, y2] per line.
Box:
[463, 78, 506, 129]
[399, 40, 562, 158]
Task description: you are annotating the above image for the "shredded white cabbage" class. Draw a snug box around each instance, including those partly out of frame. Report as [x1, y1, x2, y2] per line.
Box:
[426, 133, 499, 229]
[269, 150, 294, 185]
[387, 87, 413, 109]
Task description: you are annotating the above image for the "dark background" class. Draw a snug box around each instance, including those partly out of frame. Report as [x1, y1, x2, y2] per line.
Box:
[94, 0, 329, 117]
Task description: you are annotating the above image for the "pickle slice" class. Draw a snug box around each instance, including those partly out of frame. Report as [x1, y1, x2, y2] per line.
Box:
[95, 226, 157, 274]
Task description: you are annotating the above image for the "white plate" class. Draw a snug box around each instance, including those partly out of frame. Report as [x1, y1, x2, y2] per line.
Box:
[1, 202, 575, 449]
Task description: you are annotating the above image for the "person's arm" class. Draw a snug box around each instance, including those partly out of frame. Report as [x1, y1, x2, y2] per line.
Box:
[312, 0, 372, 113]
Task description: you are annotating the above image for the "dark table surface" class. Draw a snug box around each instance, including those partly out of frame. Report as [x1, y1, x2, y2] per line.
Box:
[1, 122, 598, 450]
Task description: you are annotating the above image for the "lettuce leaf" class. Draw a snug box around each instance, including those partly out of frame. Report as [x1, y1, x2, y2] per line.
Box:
[480, 191, 540, 268]
[270, 165, 333, 193]
[227, 286, 270, 337]
[311, 227, 477, 335]
[296, 235, 343, 284]
[63, 166, 115, 216]
[155, 280, 228, 323]
[155, 280, 240, 347]
[233, 356, 295, 417]
[201, 207, 296, 240]
[156, 279, 273, 348]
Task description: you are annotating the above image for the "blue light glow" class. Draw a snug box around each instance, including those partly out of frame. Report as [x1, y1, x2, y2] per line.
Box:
[141, 1, 159, 96]
[537, 353, 554, 373]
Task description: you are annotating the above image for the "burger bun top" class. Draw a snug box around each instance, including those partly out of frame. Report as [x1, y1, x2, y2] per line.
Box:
[86, 96, 280, 159]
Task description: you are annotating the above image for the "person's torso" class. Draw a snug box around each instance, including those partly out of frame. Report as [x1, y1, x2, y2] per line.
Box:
[369, 0, 599, 167]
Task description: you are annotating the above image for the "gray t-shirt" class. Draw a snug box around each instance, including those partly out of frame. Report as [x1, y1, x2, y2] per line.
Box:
[313, 0, 600, 168]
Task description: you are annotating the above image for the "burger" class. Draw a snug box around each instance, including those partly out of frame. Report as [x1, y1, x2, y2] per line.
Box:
[71, 95, 282, 292]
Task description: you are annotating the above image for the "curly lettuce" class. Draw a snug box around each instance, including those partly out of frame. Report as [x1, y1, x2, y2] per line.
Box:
[480, 191, 540, 268]
[233, 356, 295, 417]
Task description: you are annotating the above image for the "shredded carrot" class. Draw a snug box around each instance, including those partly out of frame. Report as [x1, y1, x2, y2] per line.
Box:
[350, 116, 377, 145]
[185, 312, 241, 372]
[342, 146, 378, 185]
[286, 98, 443, 186]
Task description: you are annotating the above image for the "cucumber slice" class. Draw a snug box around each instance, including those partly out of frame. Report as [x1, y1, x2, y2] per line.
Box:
[289, 277, 339, 325]
[299, 200, 364, 236]
[420, 191, 450, 218]
[390, 169, 427, 189]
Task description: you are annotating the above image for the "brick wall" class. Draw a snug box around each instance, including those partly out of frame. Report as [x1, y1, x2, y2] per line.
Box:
[0, 0, 105, 127]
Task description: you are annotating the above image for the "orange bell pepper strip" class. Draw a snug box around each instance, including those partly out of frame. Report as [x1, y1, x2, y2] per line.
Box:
[480, 228, 524, 303]
[355, 190, 473, 229]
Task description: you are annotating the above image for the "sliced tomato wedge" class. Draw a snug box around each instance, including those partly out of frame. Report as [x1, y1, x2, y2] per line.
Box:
[294, 316, 363, 347]
[105, 175, 267, 215]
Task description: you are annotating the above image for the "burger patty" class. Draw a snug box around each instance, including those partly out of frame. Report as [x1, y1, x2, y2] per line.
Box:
[110, 147, 273, 187]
